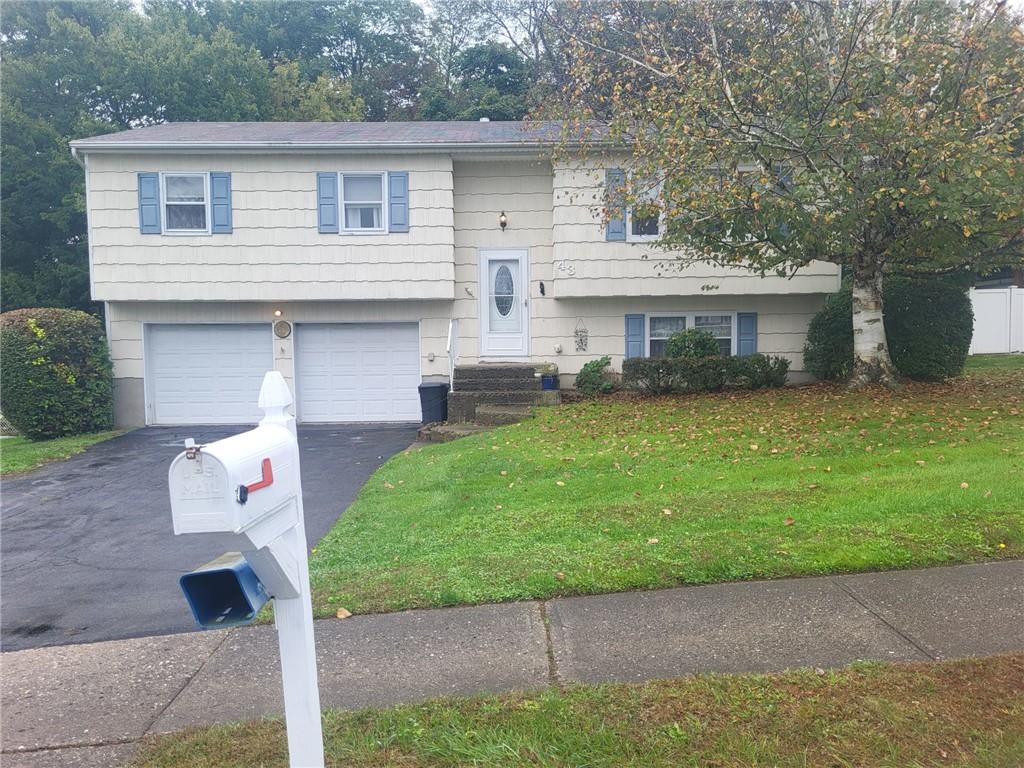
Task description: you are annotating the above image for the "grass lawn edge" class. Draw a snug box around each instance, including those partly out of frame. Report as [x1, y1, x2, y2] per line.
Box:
[128, 654, 1024, 768]
[0, 430, 123, 477]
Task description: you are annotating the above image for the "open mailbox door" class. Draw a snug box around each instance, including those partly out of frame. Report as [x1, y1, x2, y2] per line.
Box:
[167, 371, 324, 768]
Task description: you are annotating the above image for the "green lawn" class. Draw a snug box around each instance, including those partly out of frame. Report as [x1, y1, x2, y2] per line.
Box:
[309, 355, 1024, 617]
[131, 655, 1024, 767]
[0, 431, 122, 476]
[965, 353, 1024, 373]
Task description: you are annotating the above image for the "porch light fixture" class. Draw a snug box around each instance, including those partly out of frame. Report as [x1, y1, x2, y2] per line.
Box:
[498, 211, 508, 230]
[273, 309, 283, 317]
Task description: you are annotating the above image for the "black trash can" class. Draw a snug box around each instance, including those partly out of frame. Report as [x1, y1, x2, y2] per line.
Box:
[418, 381, 450, 424]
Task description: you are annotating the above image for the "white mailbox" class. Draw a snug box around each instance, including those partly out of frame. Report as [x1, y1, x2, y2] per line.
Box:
[169, 424, 299, 540]
[167, 371, 324, 768]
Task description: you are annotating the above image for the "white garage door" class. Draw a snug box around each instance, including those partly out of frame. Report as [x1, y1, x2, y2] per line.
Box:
[146, 324, 273, 425]
[295, 323, 421, 423]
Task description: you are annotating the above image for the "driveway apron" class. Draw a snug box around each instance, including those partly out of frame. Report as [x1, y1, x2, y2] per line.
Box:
[1, 424, 417, 651]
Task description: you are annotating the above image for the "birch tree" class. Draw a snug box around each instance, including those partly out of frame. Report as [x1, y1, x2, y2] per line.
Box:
[558, 0, 1024, 388]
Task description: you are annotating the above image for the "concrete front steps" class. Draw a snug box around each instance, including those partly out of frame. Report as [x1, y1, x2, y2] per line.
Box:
[448, 364, 560, 423]
[418, 364, 560, 442]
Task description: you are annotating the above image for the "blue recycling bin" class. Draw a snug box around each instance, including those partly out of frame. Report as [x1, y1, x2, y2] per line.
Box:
[179, 553, 270, 628]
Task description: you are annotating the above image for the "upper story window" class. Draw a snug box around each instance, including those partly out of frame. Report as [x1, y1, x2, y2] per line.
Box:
[163, 173, 209, 233]
[627, 181, 662, 243]
[342, 173, 385, 232]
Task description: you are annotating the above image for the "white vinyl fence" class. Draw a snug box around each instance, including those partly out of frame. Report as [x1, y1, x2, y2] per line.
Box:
[969, 287, 1024, 354]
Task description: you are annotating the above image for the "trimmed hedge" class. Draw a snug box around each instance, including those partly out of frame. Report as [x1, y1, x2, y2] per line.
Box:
[665, 328, 721, 359]
[804, 277, 973, 382]
[622, 354, 790, 395]
[0, 308, 114, 440]
[575, 356, 615, 396]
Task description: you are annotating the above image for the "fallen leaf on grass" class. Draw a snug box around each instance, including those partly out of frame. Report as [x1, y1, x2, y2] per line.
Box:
[555, 572, 566, 581]
[556, 480, 565, 486]
[647, 538, 659, 545]
[960, 482, 969, 489]
[784, 517, 795, 526]
[336, 608, 352, 620]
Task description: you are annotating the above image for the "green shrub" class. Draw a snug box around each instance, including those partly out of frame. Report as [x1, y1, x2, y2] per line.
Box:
[665, 328, 721, 358]
[885, 278, 972, 381]
[732, 354, 791, 389]
[575, 356, 615, 396]
[803, 290, 854, 381]
[622, 354, 790, 394]
[0, 308, 114, 440]
[804, 277, 973, 382]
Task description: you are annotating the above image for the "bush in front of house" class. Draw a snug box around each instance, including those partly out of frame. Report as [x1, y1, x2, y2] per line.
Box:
[0, 308, 114, 440]
[885, 277, 973, 381]
[575, 356, 616, 396]
[803, 277, 973, 382]
[665, 328, 721, 359]
[622, 354, 790, 394]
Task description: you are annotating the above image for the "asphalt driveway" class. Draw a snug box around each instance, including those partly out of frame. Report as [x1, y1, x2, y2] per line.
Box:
[1, 424, 418, 651]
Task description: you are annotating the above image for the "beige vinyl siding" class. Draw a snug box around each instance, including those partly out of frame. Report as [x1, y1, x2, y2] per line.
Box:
[87, 154, 455, 302]
[552, 160, 842, 297]
[452, 159, 554, 360]
[527, 293, 824, 376]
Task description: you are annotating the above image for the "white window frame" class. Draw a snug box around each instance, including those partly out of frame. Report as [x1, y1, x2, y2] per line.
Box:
[626, 180, 663, 243]
[339, 171, 387, 234]
[646, 311, 738, 357]
[160, 172, 211, 235]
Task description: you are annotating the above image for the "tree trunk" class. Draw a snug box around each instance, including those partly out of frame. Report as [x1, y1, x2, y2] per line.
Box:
[848, 264, 900, 389]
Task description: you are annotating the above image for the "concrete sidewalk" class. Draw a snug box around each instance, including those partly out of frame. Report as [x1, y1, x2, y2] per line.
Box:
[3, 560, 1022, 767]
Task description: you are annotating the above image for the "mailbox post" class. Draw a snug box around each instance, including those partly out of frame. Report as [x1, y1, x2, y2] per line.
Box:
[168, 372, 324, 768]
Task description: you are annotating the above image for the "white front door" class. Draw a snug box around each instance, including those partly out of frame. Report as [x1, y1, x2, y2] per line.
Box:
[480, 249, 529, 357]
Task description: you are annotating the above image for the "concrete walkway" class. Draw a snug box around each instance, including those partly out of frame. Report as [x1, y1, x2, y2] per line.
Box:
[3, 560, 1022, 767]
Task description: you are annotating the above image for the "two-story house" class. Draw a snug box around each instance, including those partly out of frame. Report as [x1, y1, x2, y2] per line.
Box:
[70, 121, 840, 428]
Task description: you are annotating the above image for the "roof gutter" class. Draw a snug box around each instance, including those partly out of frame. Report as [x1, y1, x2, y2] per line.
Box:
[68, 139, 613, 154]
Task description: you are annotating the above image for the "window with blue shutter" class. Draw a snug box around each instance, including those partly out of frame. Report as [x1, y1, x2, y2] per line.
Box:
[737, 312, 758, 356]
[388, 172, 409, 233]
[317, 172, 339, 233]
[625, 314, 645, 358]
[210, 172, 232, 234]
[138, 172, 161, 234]
[606, 168, 626, 241]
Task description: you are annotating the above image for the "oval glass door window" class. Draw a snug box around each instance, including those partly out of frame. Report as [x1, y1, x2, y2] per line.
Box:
[494, 265, 514, 317]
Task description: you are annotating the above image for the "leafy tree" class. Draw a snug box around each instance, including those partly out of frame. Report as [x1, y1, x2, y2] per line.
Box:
[419, 42, 533, 120]
[269, 61, 365, 121]
[559, 0, 1024, 388]
[424, 0, 487, 94]
[0, 1, 367, 313]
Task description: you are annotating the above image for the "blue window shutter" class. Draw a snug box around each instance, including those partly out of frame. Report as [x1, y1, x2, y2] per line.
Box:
[210, 172, 232, 234]
[388, 172, 409, 233]
[317, 172, 339, 234]
[625, 314, 645, 359]
[606, 168, 626, 241]
[737, 312, 758, 356]
[138, 172, 161, 234]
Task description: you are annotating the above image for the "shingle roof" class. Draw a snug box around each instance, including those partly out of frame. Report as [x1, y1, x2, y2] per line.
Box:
[70, 120, 606, 150]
